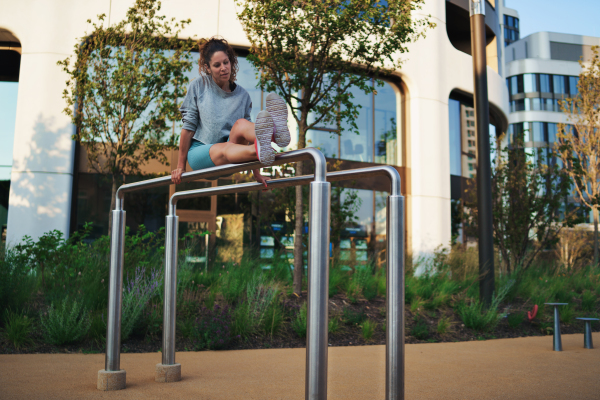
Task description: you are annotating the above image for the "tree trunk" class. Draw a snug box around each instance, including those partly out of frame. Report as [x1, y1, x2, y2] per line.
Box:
[293, 122, 307, 295]
[593, 207, 599, 266]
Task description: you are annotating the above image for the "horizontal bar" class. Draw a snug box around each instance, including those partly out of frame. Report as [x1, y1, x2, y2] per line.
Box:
[115, 148, 326, 209]
[168, 165, 401, 215]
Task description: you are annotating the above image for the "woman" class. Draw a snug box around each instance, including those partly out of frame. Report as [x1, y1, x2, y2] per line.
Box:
[171, 37, 290, 187]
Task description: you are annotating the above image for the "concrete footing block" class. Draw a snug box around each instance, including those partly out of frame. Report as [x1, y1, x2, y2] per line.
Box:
[97, 369, 126, 391]
[155, 363, 181, 383]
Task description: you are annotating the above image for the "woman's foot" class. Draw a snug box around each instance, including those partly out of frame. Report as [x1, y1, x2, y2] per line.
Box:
[266, 92, 291, 147]
[255, 110, 275, 166]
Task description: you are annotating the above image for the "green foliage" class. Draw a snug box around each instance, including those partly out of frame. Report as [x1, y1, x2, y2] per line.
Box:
[342, 307, 366, 326]
[88, 312, 106, 345]
[292, 303, 308, 338]
[192, 304, 233, 350]
[0, 247, 36, 315]
[410, 319, 429, 340]
[507, 312, 524, 328]
[361, 319, 377, 341]
[40, 297, 91, 345]
[120, 266, 162, 341]
[177, 317, 195, 340]
[436, 316, 451, 334]
[58, 0, 196, 189]
[345, 266, 377, 303]
[329, 266, 347, 297]
[262, 302, 284, 336]
[410, 297, 425, 314]
[2, 310, 34, 350]
[463, 133, 578, 272]
[328, 317, 340, 334]
[581, 290, 596, 312]
[560, 305, 576, 324]
[458, 300, 499, 332]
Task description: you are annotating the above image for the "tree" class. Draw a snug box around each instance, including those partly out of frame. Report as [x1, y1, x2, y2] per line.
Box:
[236, 0, 433, 293]
[58, 0, 195, 232]
[556, 46, 600, 265]
[463, 134, 576, 273]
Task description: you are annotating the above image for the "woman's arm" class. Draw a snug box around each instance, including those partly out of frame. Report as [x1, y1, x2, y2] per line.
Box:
[171, 128, 194, 184]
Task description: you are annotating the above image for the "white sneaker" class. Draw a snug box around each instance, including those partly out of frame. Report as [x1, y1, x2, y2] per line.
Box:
[255, 110, 275, 166]
[265, 92, 291, 147]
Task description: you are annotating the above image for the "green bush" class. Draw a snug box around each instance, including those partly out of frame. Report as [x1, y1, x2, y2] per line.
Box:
[177, 317, 195, 339]
[329, 266, 346, 297]
[410, 319, 429, 340]
[560, 305, 576, 324]
[88, 312, 106, 345]
[361, 319, 377, 340]
[192, 304, 233, 350]
[328, 316, 340, 334]
[292, 303, 307, 338]
[507, 312, 524, 328]
[581, 290, 596, 312]
[120, 266, 162, 341]
[436, 316, 451, 334]
[40, 297, 91, 345]
[0, 248, 36, 315]
[2, 310, 34, 350]
[458, 300, 499, 332]
[342, 307, 366, 325]
[262, 302, 284, 336]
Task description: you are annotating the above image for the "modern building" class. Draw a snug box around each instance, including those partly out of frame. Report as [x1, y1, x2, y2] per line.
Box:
[0, 0, 510, 263]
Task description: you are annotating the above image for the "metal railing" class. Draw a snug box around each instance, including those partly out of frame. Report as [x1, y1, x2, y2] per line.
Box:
[102, 147, 405, 400]
[162, 165, 404, 400]
[104, 148, 327, 374]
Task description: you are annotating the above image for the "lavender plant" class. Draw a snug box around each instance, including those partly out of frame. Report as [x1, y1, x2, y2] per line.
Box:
[40, 297, 91, 345]
[192, 304, 234, 350]
[121, 266, 163, 341]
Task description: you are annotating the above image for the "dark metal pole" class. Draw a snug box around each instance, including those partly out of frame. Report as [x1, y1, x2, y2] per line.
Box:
[470, 0, 495, 306]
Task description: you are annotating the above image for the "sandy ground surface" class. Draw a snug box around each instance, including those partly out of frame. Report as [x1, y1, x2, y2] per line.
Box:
[1, 333, 599, 399]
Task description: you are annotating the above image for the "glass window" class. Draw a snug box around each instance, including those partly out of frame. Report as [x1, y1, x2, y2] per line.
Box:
[514, 18, 519, 29]
[530, 122, 545, 142]
[449, 99, 462, 176]
[374, 81, 397, 164]
[531, 98, 541, 111]
[237, 57, 263, 122]
[547, 123, 557, 143]
[514, 99, 526, 112]
[523, 74, 537, 93]
[340, 84, 372, 162]
[508, 76, 519, 95]
[569, 76, 579, 96]
[553, 75, 566, 95]
[539, 74, 551, 92]
[306, 129, 338, 158]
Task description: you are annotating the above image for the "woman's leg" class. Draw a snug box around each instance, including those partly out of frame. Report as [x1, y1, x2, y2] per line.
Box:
[209, 120, 257, 165]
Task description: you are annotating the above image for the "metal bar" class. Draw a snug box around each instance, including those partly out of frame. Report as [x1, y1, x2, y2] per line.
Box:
[105, 210, 126, 371]
[584, 322, 593, 349]
[115, 148, 327, 207]
[162, 215, 179, 365]
[163, 166, 403, 399]
[305, 181, 331, 400]
[386, 195, 405, 400]
[553, 306, 562, 351]
[470, 0, 495, 306]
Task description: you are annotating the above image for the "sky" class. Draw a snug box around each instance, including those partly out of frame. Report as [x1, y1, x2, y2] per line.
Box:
[504, 0, 600, 39]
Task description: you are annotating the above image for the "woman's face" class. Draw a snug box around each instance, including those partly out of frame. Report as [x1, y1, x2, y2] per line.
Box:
[206, 50, 231, 86]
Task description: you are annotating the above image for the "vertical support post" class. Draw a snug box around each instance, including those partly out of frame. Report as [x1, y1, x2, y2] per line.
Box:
[386, 195, 405, 400]
[306, 181, 331, 400]
[553, 306, 562, 351]
[470, 0, 495, 306]
[105, 209, 126, 372]
[163, 214, 180, 365]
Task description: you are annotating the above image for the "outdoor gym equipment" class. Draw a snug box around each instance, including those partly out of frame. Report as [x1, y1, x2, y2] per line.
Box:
[97, 148, 406, 400]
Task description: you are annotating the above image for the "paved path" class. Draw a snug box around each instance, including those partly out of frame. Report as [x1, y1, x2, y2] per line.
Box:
[1, 333, 599, 399]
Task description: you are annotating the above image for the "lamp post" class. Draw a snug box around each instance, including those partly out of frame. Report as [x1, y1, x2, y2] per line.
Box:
[470, 0, 495, 306]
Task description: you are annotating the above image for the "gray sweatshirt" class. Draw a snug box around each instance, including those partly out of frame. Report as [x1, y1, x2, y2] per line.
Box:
[179, 75, 253, 144]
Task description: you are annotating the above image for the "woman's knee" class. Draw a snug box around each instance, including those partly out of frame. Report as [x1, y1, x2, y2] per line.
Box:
[230, 119, 253, 143]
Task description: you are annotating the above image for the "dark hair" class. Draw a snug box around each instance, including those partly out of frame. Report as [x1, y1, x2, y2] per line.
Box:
[198, 36, 239, 83]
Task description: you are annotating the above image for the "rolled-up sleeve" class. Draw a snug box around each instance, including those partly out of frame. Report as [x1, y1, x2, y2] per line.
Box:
[180, 82, 199, 132]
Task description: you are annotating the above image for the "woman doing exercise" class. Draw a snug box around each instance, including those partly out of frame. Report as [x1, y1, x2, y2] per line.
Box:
[171, 37, 291, 187]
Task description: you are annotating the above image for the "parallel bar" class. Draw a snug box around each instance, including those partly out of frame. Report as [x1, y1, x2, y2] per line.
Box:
[553, 306, 563, 351]
[105, 210, 126, 371]
[115, 148, 327, 207]
[162, 215, 179, 365]
[305, 181, 331, 400]
[386, 196, 405, 400]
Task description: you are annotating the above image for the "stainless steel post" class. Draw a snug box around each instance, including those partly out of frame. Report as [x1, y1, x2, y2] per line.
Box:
[584, 321, 593, 349]
[105, 208, 126, 371]
[553, 306, 562, 351]
[386, 195, 405, 400]
[163, 214, 179, 365]
[305, 181, 331, 400]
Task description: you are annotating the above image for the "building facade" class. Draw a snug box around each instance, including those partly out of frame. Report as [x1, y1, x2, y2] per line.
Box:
[0, 0, 509, 261]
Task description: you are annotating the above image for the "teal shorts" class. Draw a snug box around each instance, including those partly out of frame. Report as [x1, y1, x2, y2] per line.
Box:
[187, 137, 229, 170]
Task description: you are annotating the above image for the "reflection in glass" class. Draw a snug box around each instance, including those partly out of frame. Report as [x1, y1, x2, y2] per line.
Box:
[569, 76, 579, 96]
[539, 74, 551, 92]
[523, 73, 537, 92]
[449, 99, 461, 176]
[553, 75, 566, 95]
[340, 85, 372, 162]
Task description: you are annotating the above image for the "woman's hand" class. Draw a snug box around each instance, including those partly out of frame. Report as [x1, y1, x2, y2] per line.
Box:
[253, 169, 270, 190]
[171, 168, 184, 185]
